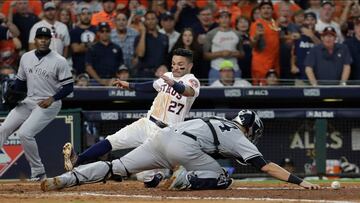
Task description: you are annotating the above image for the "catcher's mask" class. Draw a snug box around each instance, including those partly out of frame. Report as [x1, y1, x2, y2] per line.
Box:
[233, 110, 264, 144]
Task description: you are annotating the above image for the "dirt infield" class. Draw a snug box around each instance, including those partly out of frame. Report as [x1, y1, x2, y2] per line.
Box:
[0, 180, 359, 203]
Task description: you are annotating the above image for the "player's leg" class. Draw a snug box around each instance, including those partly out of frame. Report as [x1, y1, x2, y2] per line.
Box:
[164, 134, 232, 190]
[71, 118, 156, 167]
[42, 137, 167, 191]
[0, 104, 31, 147]
[17, 101, 61, 180]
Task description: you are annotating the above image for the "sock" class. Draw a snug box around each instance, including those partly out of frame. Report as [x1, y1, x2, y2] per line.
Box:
[76, 139, 112, 165]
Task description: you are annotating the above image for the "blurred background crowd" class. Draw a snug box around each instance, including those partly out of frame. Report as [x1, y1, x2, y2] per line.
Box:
[0, 0, 360, 87]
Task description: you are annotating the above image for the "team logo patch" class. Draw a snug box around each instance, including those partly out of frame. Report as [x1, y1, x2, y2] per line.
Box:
[0, 133, 24, 177]
[112, 48, 118, 53]
[189, 79, 199, 88]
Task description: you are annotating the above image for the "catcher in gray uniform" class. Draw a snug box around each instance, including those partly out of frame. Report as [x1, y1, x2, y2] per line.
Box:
[0, 27, 74, 181]
[41, 110, 320, 190]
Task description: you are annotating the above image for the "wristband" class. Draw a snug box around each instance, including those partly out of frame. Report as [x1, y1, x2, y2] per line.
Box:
[287, 174, 303, 185]
[172, 81, 186, 94]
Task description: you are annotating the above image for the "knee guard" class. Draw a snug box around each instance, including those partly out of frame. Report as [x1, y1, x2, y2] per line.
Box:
[103, 161, 122, 183]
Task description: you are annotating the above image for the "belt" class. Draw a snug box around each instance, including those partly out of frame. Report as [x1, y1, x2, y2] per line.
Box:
[149, 116, 168, 128]
[182, 131, 197, 141]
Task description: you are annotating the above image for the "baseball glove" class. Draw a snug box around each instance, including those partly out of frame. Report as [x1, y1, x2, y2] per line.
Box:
[1, 78, 27, 109]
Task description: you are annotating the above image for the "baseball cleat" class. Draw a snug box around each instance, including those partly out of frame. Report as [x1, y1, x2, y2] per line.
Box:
[144, 171, 165, 188]
[40, 177, 65, 191]
[63, 142, 78, 171]
[29, 173, 47, 182]
[163, 166, 190, 190]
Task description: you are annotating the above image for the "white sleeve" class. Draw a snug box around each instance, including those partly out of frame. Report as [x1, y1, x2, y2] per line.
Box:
[57, 58, 74, 85]
[152, 78, 162, 92]
[28, 24, 37, 43]
[184, 75, 200, 97]
[16, 55, 26, 81]
[63, 26, 70, 46]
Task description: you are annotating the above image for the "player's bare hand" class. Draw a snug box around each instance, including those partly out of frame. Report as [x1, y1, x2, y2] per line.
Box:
[161, 75, 175, 86]
[38, 97, 54, 108]
[113, 79, 129, 89]
[300, 180, 320, 190]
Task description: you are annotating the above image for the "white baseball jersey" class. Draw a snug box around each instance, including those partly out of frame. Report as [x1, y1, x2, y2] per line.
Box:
[148, 72, 200, 125]
[29, 20, 70, 55]
[16, 50, 74, 101]
[173, 118, 262, 162]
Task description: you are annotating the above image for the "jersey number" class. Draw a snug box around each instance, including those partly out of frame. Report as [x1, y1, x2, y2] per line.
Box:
[168, 101, 184, 115]
[218, 122, 237, 132]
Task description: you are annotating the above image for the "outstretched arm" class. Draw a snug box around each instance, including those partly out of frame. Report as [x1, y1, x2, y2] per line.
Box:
[161, 75, 195, 97]
[261, 162, 320, 189]
[112, 79, 156, 92]
[247, 156, 320, 189]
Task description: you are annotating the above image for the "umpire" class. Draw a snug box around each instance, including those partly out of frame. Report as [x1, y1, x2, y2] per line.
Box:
[0, 27, 74, 181]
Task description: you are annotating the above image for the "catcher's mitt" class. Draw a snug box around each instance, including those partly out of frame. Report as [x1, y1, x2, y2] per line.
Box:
[1, 78, 27, 109]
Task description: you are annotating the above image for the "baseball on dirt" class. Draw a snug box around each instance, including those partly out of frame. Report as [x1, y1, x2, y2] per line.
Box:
[331, 181, 341, 190]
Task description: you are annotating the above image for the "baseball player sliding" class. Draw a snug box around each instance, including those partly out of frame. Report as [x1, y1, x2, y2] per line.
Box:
[41, 110, 320, 191]
[0, 27, 74, 181]
[63, 48, 200, 187]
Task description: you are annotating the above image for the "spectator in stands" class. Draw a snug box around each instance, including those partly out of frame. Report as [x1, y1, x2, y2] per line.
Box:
[290, 10, 305, 33]
[2, 0, 42, 17]
[216, 0, 242, 28]
[75, 73, 90, 87]
[172, 0, 199, 32]
[7, 0, 39, 52]
[264, 68, 280, 86]
[58, 8, 73, 30]
[306, 0, 321, 19]
[150, 0, 169, 18]
[237, 0, 258, 20]
[250, 6, 261, 23]
[204, 8, 244, 84]
[29, 2, 70, 57]
[339, 1, 360, 38]
[235, 16, 252, 80]
[115, 64, 130, 81]
[172, 28, 205, 79]
[135, 11, 168, 78]
[110, 12, 138, 71]
[159, 12, 180, 52]
[273, 0, 301, 20]
[345, 16, 360, 83]
[210, 60, 251, 87]
[91, 0, 117, 29]
[315, 0, 344, 43]
[291, 12, 321, 81]
[305, 26, 352, 86]
[0, 12, 19, 39]
[250, 0, 280, 85]
[191, 6, 218, 45]
[0, 66, 16, 77]
[85, 22, 124, 86]
[70, 5, 97, 75]
[127, 0, 147, 33]
[77, 0, 102, 14]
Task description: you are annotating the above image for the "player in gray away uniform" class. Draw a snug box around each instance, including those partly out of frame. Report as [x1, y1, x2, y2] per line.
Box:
[0, 27, 74, 181]
[41, 110, 320, 191]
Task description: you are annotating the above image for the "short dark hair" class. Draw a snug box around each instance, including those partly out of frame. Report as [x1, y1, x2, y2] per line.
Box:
[173, 48, 193, 63]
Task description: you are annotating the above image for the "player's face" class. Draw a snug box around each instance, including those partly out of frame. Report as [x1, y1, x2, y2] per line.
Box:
[171, 55, 193, 77]
[35, 36, 51, 51]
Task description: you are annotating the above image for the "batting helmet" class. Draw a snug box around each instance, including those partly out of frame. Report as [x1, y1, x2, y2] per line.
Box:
[233, 110, 264, 144]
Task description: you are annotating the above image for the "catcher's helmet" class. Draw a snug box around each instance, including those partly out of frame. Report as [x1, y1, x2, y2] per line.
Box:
[233, 110, 264, 144]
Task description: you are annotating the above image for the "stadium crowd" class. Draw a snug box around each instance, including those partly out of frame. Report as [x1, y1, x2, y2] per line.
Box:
[0, 0, 359, 86]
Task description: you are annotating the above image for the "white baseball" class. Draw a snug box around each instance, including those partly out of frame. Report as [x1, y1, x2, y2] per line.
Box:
[331, 181, 341, 190]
